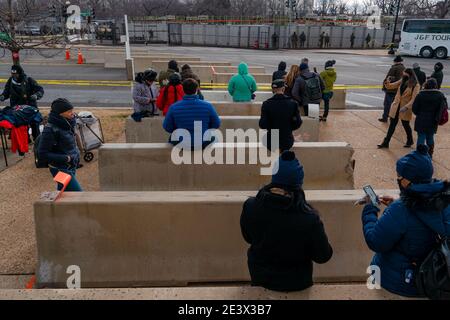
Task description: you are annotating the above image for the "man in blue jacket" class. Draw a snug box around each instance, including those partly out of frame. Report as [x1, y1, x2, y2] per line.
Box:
[38, 98, 82, 192]
[163, 78, 221, 150]
[361, 145, 450, 297]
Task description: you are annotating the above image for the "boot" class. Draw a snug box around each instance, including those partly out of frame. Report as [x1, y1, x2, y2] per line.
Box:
[377, 139, 389, 149]
[428, 144, 435, 158]
[404, 139, 414, 148]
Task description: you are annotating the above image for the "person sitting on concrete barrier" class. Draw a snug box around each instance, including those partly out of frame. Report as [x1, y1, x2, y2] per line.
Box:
[156, 73, 184, 116]
[38, 98, 82, 192]
[361, 145, 450, 298]
[285, 65, 300, 97]
[132, 70, 159, 121]
[292, 63, 325, 117]
[260, 79, 302, 152]
[431, 62, 444, 90]
[163, 78, 220, 149]
[227, 62, 258, 103]
[158, 60, 179, 87]
[181, 64, 204, 100]
[241, 151, 333, 292]
[272, 61, 287, 81]
[319, 60, 337, 122]
[412, 78, 447, 158]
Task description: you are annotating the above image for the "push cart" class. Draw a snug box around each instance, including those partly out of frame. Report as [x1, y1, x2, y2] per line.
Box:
[75, 111, 104, 163]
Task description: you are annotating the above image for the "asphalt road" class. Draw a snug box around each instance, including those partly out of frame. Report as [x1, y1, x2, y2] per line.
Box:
[1, 45, 449, 108]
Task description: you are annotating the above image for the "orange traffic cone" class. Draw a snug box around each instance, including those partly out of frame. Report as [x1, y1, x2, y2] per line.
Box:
[65, 48, 70, 60]
[77, 49, 83, 64]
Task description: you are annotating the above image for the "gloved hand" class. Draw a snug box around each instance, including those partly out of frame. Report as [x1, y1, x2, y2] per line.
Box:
[29, 94, 38, 101]
[0, 95, 5, 102]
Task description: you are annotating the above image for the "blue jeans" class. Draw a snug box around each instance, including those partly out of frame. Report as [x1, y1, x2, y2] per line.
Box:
[322, 92, 334, 118]
[382, 92, 396, 120]
[417, 132, 435, 147]
[50, 167, 83, 192]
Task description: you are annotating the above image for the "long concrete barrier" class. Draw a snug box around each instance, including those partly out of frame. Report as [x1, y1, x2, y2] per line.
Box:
[125, 116, 320, 143]
[34, 190, 382, 288]
[202, 91, 347, 109]
[133, 56, 202, 73]
[213, 73, 273, 84]
[151, 60, 231, 73]
[104, 52, 126, 69]
[1, 285, 411, 300]
[98, 142, 355, 191]
[191, 66, 266, 83]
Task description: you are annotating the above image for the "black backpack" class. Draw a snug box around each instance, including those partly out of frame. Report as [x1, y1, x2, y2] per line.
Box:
[302, 75, 322, 103]
[34, 123, 59, 169]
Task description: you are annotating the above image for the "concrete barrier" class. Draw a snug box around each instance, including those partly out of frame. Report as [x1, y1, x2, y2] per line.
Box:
[192, 66, 266, 83]
[133, 56, 202, 73]
[125, 116, 319, 143]
[1, 285, 411, 300]
[34, 190, 382, 288]
[213, 73, 272, 84]
[98, 142, 354, 191]
[201, 92, 347, 109]
[151, 60, 231, 73]
[211, 102, 263, 116]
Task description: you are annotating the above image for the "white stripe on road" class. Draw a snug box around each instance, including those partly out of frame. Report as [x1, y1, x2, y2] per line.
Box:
[349, 92, 384, 100]
[346, 100, 378, 108]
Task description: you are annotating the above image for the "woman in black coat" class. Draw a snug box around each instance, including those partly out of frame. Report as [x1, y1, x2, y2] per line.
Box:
[412, 78, 446, 158]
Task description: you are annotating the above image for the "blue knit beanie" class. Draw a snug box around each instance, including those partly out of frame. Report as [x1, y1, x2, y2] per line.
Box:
[272, 151, 304, 188]
[396, 145, 433, 184]
[299, 63, 309, 71]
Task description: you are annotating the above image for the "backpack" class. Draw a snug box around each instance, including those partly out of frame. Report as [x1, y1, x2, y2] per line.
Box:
[34, 123, 59, 168]
[302, 75, 322, 103]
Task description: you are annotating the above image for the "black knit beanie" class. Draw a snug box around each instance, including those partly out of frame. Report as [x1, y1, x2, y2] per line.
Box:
[51, 98, 74, 114]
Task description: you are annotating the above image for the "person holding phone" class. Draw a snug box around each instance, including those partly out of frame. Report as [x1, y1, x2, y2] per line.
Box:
[359, 145, 450, 298]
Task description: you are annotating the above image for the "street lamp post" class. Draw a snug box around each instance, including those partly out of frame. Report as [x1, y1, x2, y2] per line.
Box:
[389, 0, 402, 54]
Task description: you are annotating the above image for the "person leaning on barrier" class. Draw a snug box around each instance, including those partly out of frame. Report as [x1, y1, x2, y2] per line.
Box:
[132, 69, 159, 121]
[241, 151, 333, 292]
[163, 78, 220, 150]
[259, 79, 302, 152]
[360, 145, 450, 298]
[38, 99, 82, 192]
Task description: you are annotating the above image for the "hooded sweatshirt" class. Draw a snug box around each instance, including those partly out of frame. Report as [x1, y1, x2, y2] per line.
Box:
[228, 63, 258, 102]
[431, 64, 444, 89]
[362, 180, 450, 297]
[320, 68, 337, 93]
[272, 62, 287, 81]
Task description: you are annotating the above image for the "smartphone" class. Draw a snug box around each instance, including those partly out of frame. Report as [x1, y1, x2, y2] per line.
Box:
[363, 185, 379, 206]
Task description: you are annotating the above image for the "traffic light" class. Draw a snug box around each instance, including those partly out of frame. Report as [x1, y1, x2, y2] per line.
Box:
[388, 4, 396, 15]
[49, 5, 57, 17]
[92, 8, 96, 19]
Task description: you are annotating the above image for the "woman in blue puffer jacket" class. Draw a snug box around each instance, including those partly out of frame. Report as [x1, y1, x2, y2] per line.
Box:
[361, 145, 450, 297]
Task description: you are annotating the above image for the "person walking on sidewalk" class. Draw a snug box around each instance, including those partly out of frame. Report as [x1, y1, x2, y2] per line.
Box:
[259, 79, 302, 152]
[378, 68, 420, 149]
[38, 99, 82, 192]
[319, 60, 337, 122]
[228, 62, 258, 103]
[285, 65, 300, 97]
[431, 62, 444, 90]
[379, 56, 405, 122]
[412, 78, 447, 158]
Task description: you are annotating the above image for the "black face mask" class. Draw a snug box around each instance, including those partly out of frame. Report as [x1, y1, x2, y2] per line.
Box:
[403, 75, 410, 82]
[435, 66, 441, 72]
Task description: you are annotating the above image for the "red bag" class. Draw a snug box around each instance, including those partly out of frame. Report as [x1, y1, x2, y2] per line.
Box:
[439, 98, 449, 126]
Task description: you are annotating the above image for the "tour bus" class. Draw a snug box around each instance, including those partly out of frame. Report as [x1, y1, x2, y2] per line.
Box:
[398, 19, 450, 59]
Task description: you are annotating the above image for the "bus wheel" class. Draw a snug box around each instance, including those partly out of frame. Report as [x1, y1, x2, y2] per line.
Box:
[420, 46, 434, 58]
[435, 47, 448, 59]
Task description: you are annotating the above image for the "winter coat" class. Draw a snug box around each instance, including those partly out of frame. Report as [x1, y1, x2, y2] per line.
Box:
[272, 63, 287, 81]
[320, 68, 337, 93]
[156, 84, 184, 116]
[413, 68, 427, 87]
[163, 95, 221, 148]
[181, 68, 201, 85]
[132, 82, 159, 114]
[241, 185, 333, 292]
[431, 70, 444, 89]
[158, 68, 177, 87]
[362, 181, 450, 297]
[259, 94, 302, 151]
[412, 90, 446, 134]
[38, 112, 80, 170]
[292, 70, 326, 106]
[1, 75, 44, 108]
[383, 63, 405, 94]
[228, 63, 258, 102]
[388, 81, 420, 121]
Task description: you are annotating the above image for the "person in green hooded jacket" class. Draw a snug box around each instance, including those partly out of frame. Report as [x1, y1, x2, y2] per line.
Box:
[228, 62, 258, 102]
[319, 60, 337, 122]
